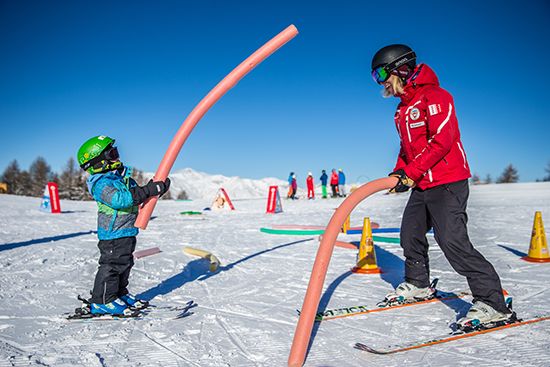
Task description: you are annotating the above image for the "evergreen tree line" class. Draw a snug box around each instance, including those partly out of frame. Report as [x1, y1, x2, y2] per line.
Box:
[2, 157, 548, 199]
[471, 162, 550, 184]
[0, 157, 183, 200]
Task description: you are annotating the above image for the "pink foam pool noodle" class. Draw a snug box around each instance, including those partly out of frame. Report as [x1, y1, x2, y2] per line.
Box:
[135, 25, 299, 229]
[288, 176, 398, 367]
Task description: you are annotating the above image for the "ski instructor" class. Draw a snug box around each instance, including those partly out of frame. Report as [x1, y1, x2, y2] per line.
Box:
[371, 44, 512, 328]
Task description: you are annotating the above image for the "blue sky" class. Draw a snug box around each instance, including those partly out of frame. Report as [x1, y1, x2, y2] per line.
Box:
[1, 0, 549, 184]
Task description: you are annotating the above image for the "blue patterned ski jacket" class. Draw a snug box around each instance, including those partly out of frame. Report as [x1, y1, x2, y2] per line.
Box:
[86, 168, 139, 240]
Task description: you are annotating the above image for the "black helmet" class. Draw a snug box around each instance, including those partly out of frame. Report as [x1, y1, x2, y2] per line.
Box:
[371, 44, 416, 83]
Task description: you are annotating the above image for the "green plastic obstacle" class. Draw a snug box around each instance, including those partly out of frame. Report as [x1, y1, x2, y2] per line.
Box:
[261, 227, 324, 235]
[259, 227, 400, 243]
[180, 211, 202, 215]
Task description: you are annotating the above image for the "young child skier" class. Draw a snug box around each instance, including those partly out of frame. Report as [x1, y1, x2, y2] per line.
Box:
[370, 44, 513, 330]
[74, 135, 170, 317]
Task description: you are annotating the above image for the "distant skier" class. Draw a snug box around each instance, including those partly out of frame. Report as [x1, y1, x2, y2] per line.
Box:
[74, 135, 170, 317]
[287, 172, 294, 199]
[371, 44, 512, 328]
[319, 170, 328, 199]
[330, 169, 339, 198]
[290, 174, 298, 200]
[306, 172, 315, 199]
[338, 168, 346, 197]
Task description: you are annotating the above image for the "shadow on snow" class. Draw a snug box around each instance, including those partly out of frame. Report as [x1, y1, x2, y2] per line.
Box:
[0, 230, 96, 252]
[497, 244, 528, 258]
[137, 238, 313, 301]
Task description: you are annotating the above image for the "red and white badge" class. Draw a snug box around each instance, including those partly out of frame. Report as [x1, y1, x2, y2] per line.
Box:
[428, 104, 442, 116]
[409, 107, 421, 120]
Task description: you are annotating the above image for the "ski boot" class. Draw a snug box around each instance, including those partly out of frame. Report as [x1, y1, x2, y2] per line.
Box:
[120, 294, 150, 310]
[457, 298, 516, 332]
[378, 279, 437, 307]
[90, 298, 136, 316]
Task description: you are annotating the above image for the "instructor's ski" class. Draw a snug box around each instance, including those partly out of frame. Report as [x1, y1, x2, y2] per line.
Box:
[303, 280, 470, 322]
[354, 314, 550, 354]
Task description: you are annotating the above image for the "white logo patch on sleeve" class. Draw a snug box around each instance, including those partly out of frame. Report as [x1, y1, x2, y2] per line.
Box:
[428, 104, 442, 116]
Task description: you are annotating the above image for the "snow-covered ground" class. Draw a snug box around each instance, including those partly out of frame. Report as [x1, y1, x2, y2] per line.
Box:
[1, 181, 550, 366]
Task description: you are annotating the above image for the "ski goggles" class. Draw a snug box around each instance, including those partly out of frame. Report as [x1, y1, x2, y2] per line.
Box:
[102, 144, 119, 161]
[372, 65, 391, 84]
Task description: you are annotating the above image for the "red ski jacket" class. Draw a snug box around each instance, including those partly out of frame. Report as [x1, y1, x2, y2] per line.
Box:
[330, 172, 339, 185]
[306, 176, 314, 189]
[393, 64, 471, 190]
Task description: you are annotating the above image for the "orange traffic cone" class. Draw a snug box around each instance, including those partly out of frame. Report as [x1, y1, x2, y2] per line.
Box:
[341, 215, 350, 233]
[351, 217, 382, 274]
[522, 211, 550, 263]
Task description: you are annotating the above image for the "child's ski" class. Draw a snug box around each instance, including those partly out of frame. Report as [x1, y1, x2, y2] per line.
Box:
[66, 296, 196, 321]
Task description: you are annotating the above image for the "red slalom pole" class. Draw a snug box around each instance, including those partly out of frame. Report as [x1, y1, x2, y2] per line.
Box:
[135, 25, 299, 229]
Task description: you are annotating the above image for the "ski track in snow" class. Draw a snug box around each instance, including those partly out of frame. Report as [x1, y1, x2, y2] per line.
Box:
[1, 182, 550, 366]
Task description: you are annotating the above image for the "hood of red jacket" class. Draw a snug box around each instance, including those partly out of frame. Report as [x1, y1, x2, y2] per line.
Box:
[400, 63, 439, 103]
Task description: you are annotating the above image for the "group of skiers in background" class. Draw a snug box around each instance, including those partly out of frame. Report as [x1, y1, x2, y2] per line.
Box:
[286, 168, 346, 200]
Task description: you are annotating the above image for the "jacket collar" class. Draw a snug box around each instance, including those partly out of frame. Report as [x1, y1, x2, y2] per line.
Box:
[399, 63, 440, 104]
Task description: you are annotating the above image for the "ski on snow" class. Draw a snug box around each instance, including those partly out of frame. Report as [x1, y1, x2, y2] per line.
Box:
[354, 314, 550, 354]
[66, 297, 197, 321]
[303, 279, 470, 322]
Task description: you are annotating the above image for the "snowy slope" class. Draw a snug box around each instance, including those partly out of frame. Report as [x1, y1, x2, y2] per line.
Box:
[1, 182, 550, 366]
[144, 168, 289, 200]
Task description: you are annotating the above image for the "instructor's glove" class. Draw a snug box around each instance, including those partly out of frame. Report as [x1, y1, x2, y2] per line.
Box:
[130, 178, 171, 205]
[388, 169, 415, 193]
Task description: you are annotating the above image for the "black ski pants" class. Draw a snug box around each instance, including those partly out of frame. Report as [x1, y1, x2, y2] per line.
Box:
[90, 236, 136, 304]
[331, 184, 338, 197]
[400, 179, 509, 314]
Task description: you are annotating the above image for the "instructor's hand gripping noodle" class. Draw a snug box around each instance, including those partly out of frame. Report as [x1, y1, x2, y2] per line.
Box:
[388, 169, 415, 193]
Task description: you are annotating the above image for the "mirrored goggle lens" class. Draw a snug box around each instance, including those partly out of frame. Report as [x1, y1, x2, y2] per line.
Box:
[372, 66, 389, 84]
[103, 146, 119, 161]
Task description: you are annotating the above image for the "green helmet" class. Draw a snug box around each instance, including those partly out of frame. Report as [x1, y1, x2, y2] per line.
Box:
[77, 135, 122, 174]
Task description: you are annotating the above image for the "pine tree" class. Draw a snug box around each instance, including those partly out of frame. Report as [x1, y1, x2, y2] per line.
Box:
[544, 161, 550, 182]
[160, 189, 172, 200]
[485, 174, 492, 184]
[497, 164, 519, 183]
[177, 190, 189, 200]
[1, 160, 21, 194]
[18, 171, 33, 196]
[59, 157, 89, 200]
[471, 173, 480, 185]
[29, 157, 52, 197]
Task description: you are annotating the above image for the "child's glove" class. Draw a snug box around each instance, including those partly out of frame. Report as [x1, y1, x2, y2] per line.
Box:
[388, 169, 415, 193]
[144, 178, 171, 197]
[130, 178, 171, 205]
